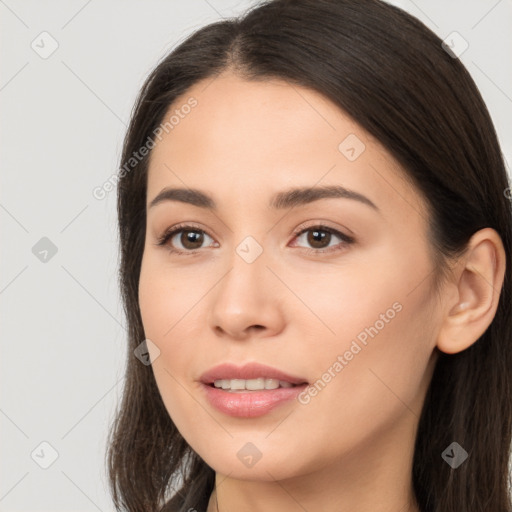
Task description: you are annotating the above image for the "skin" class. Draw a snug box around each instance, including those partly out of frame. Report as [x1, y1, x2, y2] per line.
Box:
[138, 71, 506, 512]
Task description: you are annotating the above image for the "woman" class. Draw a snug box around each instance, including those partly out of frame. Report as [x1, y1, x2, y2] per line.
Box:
[106, 0, 512, 511]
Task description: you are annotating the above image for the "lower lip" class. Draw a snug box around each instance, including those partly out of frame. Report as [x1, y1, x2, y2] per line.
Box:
[201, 383, 308, 418]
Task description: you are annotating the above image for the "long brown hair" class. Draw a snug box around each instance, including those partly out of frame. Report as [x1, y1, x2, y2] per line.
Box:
[106, 0, 512, 510]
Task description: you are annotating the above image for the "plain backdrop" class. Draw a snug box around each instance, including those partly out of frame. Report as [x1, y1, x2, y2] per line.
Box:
[1, 0, 511, 510]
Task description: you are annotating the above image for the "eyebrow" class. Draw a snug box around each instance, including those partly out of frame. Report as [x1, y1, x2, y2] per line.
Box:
[148, 185, 379, 212]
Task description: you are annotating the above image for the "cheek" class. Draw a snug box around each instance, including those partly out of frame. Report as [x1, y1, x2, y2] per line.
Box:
[290, 248, 436, 421]
[284, 297, 435, 474]
[282, 260, 399, 361]
[138, 255, 202, 342]
[138, 257, 210, 426]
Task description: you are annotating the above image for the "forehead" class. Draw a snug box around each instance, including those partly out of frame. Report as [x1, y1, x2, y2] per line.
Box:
[146, 72, 428, 223]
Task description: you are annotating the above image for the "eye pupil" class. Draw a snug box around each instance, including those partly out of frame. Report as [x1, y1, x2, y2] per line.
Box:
[182, 230, 203, 249]
[308, 229, 330, 248]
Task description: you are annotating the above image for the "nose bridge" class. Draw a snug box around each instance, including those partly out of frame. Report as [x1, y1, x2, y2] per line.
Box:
[219, 232, 269, 303]
[208, 229, 281, 337]
[221, 206, 270, 273]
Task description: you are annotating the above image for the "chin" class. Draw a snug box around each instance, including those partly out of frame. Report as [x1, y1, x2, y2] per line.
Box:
[197, 441, 314, 482]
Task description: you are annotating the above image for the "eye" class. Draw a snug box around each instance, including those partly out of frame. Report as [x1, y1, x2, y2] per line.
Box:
[155, 223, 217, 254]
[291, 224, 355, 254]
[155, 222, 355, 255]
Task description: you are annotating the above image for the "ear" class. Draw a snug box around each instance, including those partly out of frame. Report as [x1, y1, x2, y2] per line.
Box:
[436, 228, 506, 354]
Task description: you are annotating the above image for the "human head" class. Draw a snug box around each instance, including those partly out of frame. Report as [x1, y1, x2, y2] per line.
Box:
[106, 1, 512, 511]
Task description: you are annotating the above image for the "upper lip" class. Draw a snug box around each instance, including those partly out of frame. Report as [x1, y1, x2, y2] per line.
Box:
[200, 362, 308, 385]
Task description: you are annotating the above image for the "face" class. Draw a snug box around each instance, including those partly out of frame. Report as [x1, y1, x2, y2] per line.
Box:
[138, 72, 441, 482]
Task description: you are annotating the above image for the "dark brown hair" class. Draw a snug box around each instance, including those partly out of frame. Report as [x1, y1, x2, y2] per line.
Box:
[106, 0, 512, 510]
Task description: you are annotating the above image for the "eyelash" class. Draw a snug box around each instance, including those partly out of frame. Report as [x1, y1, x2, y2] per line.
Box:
[155, 222, 355, 256]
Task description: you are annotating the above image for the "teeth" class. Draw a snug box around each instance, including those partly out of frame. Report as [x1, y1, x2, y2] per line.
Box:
[246, 378, 265, 390]
[213, 378, 296, 391]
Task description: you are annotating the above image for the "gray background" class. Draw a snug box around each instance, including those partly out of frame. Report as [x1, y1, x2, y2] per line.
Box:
[1, 0, 511, 510]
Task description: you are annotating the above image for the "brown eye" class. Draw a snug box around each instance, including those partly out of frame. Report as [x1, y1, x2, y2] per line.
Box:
[306, 229, 332, 249]
[156, 224, 215, 253]
[292, 225, 355, 254]
[178, 229, 205, 250]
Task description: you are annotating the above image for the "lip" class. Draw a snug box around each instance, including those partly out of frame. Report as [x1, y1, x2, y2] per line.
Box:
[199, 362, 309, 418]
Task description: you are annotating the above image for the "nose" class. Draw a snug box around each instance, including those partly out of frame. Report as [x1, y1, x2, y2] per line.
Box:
[208, 245, 285, 341]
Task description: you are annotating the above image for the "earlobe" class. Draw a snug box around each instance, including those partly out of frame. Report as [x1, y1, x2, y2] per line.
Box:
[436, 228, 506, 355]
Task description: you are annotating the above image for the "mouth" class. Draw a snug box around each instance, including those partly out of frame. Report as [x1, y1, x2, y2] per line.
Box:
[199, 362, 309, 417]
